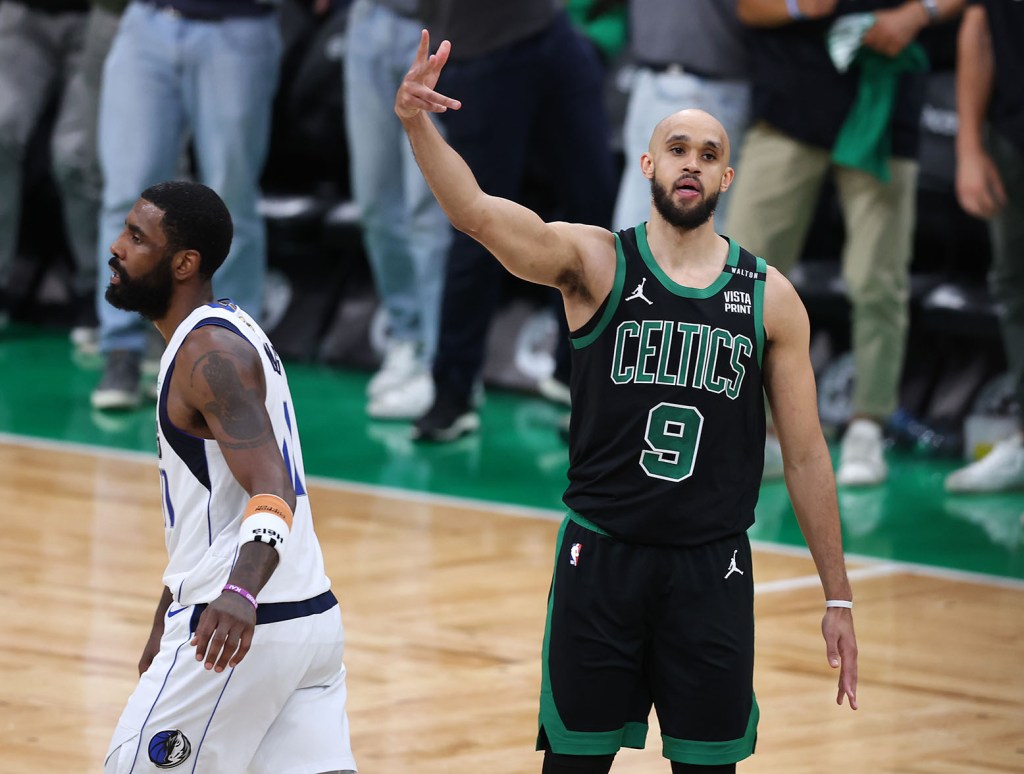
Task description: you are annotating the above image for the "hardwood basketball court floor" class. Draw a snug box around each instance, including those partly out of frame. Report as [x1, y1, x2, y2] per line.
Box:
[0, 326, 1021, 772]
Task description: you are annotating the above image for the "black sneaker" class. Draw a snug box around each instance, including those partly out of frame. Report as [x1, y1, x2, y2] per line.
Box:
[412, 391, 480, 442]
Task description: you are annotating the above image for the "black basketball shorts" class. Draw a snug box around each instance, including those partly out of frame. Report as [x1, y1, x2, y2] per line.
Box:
[536, 512, 758, 765]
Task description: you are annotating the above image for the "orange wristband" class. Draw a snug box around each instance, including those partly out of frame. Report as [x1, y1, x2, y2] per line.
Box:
[244, 494, 294, 530]
[240, 494, 294, 557]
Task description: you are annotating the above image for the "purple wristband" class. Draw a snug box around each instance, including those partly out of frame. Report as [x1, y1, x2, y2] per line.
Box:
[223, 583, 258, 610]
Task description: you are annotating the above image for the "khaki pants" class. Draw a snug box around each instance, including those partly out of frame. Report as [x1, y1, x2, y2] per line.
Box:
[724, 122, 918, 418]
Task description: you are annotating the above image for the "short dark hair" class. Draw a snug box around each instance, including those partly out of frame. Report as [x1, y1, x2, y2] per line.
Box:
[140, 181, 233, 277]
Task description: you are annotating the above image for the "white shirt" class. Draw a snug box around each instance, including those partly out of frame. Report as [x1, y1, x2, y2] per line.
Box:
[156, 300, 330, 605]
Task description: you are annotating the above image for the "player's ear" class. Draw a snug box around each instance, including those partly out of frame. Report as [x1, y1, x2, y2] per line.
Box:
[641, 152, 655, 181]
[720, 166, 735, 193]
[172, 248, 202, 281]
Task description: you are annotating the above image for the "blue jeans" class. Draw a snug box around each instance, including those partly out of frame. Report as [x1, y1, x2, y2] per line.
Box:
[432, 11, 616, 402]
[0, 2, 92, 292]
[343, 0, 450, 365]
[96, 2, 281, 354]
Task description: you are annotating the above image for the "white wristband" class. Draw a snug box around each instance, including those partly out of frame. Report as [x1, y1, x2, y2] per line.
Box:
[826, 599, 853, 609]
[240, 511, 290, 558]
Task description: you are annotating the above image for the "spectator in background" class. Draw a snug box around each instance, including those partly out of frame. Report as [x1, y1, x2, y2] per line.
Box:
[91, 0, 282, 410]
[727, 0, 964, 486]
[412, 0, 617, 442]
[944, 0, 1024, 493]
[537, 0, 626, 410]
[613, 0, 752, 232]
[0, 0, 122, 345]
[342, 0, 451, 420]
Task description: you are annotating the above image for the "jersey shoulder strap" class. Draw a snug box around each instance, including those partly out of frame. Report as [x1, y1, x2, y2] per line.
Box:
[729, 245, 767, 366]
[570, 227, 631, 350]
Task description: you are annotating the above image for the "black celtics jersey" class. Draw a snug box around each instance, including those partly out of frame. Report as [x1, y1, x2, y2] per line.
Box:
[563, 224, 767, 547]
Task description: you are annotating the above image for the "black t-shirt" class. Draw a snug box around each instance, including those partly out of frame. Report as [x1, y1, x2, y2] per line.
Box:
[153, 0, 278, 18]
[419, 0, 557, 61]
[748, 0, 926, 158]
[969, 0, 1024, 150]
[21, 0, 89, 12]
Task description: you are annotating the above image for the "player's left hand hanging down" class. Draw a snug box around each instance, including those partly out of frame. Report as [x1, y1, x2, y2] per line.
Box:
[823, 608, 858, 710]
[191, 591, 257, 673]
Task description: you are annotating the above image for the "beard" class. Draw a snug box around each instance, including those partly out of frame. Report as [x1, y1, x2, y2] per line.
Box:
[650, 176, 720, 230]
[104, 254, 175, 321]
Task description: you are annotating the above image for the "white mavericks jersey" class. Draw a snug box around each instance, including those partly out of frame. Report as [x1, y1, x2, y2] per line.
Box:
[156, 300, 330, 605]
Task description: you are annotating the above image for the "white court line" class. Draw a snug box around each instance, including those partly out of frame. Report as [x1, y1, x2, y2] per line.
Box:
[4, 431, 1024, 591]
[755, 563, 901, 595]
[0, 431, 155, 464]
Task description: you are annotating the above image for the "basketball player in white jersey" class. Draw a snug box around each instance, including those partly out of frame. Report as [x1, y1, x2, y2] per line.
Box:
[102, 181, 356, 774]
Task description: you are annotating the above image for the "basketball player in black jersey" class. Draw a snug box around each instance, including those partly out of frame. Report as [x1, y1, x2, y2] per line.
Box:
[397, 31, 858, 774]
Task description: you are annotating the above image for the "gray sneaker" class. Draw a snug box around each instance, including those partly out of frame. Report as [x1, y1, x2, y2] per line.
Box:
[91, 349, 143, 410]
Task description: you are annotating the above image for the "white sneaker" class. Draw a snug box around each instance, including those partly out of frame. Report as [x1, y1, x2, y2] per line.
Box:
[367, 370, 434, 420]
[763, 434, 784, 481]
[945, 432, 1024, 493]
[70, 326, 99, 356]
[367, 340, 421, 399]
[537, 375, 571, 406]
[836, 419, 888, 486]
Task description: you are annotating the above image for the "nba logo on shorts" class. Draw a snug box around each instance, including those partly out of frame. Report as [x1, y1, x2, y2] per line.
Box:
[569, 543, 582, 567]
[148, 729, 192, 769]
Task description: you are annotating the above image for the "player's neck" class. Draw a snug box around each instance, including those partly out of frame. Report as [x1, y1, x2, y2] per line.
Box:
[154, 287, 215, 342]
[645, 216, 725, 273]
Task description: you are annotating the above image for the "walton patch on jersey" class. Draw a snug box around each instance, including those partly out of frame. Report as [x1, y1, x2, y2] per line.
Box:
[726, 264, 762, 280]
[609, 319, 753, 398]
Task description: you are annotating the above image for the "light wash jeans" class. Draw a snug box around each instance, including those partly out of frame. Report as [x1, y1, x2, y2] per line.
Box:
[97, 2, 281, 354]
[343, 0, 450, 366]
[0, 2, 115, 296]
[612, 66, 751, 232]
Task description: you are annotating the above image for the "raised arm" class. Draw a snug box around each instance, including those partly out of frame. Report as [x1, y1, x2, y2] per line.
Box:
[168, 325, 295, 672]
[394, 30, 614, 327]
[762, 267, 858, 709]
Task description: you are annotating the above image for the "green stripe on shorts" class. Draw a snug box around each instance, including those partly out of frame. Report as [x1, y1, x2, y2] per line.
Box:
[661, 693, 759, 765]
[537, 514, 648, 756]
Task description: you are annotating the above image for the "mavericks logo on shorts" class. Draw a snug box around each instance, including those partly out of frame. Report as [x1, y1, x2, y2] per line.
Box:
[148, 729, 192, 769]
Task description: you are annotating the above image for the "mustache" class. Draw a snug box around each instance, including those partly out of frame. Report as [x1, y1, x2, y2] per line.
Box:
[675, 174, 703, 192]
[108, 256, 126, 279]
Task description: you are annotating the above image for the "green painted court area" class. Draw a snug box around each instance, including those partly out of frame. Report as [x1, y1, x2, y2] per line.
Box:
[2, 324, 1022, 581]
